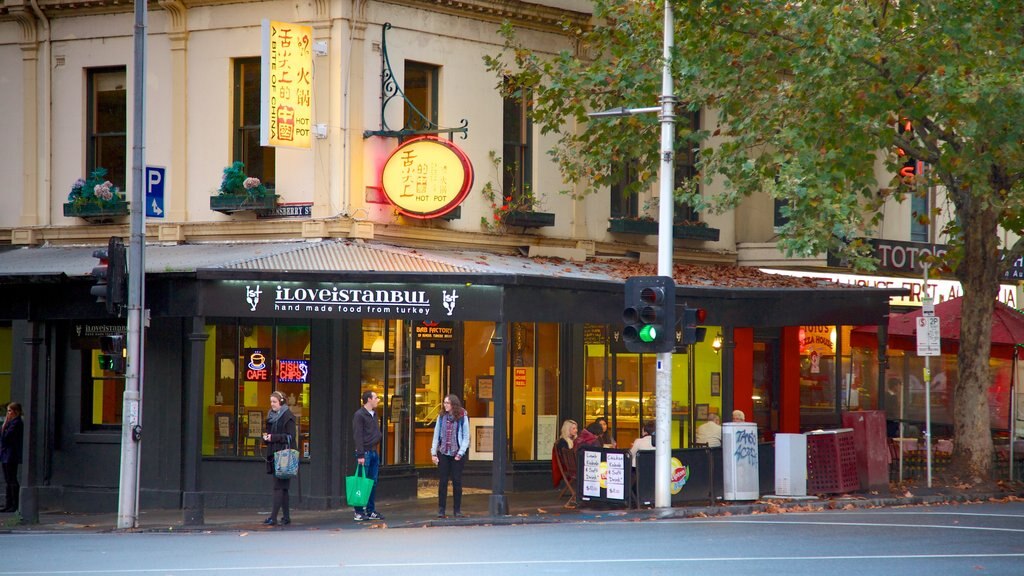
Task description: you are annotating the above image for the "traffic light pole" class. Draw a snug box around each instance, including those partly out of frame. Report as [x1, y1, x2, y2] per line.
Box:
[654, 0, 676, 509]
[117, 0, 147, 530]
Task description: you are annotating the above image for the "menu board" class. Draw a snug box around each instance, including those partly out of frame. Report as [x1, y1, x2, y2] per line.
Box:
[577, 446, 632, 506]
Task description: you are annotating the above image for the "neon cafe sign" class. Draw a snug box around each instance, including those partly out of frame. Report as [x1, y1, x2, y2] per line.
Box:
[380, 136, 474, 219]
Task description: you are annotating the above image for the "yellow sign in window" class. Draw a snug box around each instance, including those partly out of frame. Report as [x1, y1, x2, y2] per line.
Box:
[261, 20, 313, 149]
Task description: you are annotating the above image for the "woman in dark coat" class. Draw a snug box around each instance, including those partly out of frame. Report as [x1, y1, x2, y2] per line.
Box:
[1, 402, 23, 513]
[262, 391, 297, 526]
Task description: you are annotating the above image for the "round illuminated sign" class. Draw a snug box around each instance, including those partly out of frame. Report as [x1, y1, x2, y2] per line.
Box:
[380, 136, 474, 219]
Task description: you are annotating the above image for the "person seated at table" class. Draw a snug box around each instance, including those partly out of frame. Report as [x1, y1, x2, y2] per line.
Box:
[695, 413, 722, 447]
[732, 409, 746, 423]
[574, 422, 601, 450]
[587, 417, 615, 448]
[629, 421, 656, 468]
[556, 419, 578, 451]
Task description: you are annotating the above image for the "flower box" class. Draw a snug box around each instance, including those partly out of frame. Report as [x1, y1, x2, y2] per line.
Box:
[608, 218, 658, 235]
[63, 200, 130, 223]
[210, 193, 279, 215]
[439, 206, 462, 221]
[673, 224, 720, 241]
[502, 210, 555, 228]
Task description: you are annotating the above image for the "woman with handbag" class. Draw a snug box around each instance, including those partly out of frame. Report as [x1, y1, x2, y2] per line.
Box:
[1, 402, 23, 513]
[262, 391, 297, 526]
[430, 394, 469, 518]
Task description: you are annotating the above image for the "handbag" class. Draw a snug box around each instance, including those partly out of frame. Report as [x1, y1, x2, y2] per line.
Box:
[346, 464, 375, 508]
[273, 434, 299, 479]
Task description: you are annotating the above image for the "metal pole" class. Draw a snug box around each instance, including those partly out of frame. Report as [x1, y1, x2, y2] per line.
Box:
[117, 0, 147, 530]
[489, 322, 509, 516]
[922, 265, 932, 488]
[654, 0, 676, 509]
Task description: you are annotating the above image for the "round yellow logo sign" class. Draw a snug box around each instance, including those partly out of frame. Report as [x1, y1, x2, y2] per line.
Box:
[380, 137, 474, 219]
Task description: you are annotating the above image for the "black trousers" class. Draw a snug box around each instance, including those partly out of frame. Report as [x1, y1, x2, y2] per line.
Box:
[437, 454, 465, 513]
[271, 476, 290, 520]
[2, 462, 18, 511]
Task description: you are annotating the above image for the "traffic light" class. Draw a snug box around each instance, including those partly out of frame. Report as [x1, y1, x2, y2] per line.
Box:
[622, 276, 675, 353]
[98, 334, 126, 375]
[680, 305, 707, 346]
[90, 237, 127, 316]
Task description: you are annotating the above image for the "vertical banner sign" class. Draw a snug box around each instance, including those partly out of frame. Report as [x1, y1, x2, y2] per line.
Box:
[261, 20, 313, 149]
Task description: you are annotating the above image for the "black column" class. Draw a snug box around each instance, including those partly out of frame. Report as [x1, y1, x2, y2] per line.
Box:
[19, 322, 43, 524]
[489, 321, 508, 516]
[722, 326, 735, 422]
[183, 317, 208, 525]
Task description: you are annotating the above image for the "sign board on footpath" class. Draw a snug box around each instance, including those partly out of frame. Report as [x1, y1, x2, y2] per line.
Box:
[916, 297, 941, 356]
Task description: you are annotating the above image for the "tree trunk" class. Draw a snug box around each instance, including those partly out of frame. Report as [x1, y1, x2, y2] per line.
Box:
[950, 200, 1000, 483]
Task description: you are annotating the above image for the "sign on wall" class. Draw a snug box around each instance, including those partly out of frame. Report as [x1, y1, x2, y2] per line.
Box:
[380, 137, 474, 219]
[261, 20, 313, 149]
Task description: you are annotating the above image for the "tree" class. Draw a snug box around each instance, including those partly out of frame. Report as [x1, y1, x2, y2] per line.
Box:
[485, 0, 1024, 483]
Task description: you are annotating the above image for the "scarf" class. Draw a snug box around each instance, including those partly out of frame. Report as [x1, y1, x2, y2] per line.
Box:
[440, 413, 458, 456]
[266, 405, 290, 429]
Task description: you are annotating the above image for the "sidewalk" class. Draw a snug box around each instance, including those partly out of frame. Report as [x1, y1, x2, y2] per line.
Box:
[3, 482, 1021, 534]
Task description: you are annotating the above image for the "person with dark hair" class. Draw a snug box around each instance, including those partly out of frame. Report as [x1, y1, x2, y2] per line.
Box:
[262, 391, 297, 526]
[587, 417, 615, 448]
[1, 402, 23, 513]
[351, 390, 383, 522]
[629, 420, 656, 468]
[430, 394, 469, 518]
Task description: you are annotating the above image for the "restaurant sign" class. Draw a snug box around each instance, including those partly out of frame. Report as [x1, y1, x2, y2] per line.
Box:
[827, 238, 1024, 280]
[205, 280, 502, 321]
[380, 136, 474, 219]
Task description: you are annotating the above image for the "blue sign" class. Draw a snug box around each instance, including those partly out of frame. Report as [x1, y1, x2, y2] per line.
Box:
[145, 166, 166, 218]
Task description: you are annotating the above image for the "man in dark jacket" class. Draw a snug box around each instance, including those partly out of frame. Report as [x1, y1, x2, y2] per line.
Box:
[1, 402, 23, 513]
[351, 390, 383, 521]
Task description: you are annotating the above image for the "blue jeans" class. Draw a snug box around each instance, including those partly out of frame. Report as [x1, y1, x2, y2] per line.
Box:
[355, 450, 379, 514]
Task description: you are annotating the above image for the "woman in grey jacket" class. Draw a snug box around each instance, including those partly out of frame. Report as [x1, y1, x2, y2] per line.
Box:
[430, 394, 469, 518]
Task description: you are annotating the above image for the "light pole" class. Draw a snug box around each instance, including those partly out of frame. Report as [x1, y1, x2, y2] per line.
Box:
[589, 0, 676, 508]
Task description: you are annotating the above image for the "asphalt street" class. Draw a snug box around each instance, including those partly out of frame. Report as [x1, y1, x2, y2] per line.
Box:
[2, 501, 1022, 575]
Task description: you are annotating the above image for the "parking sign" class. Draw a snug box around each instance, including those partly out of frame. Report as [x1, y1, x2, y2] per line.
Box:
[145, 166, 166, 218]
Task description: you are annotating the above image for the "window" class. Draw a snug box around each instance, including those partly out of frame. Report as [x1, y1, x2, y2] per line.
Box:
[203, 322, 310, 457]
[911, 192, 929, 242]
[609, 161, 640, 219]
[87, 68, 128, 190]
[674, 109, 701, 223]
[502, 81, 533, 207]
[774, 198, 790, 230]
[404, 62, 439, 133]
[0, 325, 12, 410]
[83, 348, 125, 429]
[360, 319, 413, 466]
[233, 58, 275, 188]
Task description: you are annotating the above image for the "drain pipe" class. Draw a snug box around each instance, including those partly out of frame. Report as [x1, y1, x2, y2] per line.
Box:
[29, 0, 51, 226]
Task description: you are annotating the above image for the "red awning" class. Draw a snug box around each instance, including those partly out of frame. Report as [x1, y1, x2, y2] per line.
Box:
[851, 297, 1024, 359]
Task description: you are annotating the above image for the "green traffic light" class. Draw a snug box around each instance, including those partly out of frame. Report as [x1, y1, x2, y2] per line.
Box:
[639, 324, 657, 342]
[98, 354, 115, 371]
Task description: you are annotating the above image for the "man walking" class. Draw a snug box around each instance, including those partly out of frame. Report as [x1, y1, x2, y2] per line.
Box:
[352, 390, 384, 521]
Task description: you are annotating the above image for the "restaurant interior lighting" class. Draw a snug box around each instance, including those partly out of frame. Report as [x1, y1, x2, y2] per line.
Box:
[712, 331, 723, 354]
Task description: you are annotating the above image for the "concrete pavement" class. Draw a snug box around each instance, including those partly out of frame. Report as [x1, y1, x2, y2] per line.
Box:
[2, 481, 1021, 534]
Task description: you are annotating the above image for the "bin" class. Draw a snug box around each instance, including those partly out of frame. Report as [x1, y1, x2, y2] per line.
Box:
[775, 433, 807, 496]
[722, 422, 759, 500]
[806, 428, 860, 494]
[841, 410, 889, 490]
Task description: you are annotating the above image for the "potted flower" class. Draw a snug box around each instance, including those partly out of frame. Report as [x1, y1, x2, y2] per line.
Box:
[63, 168, 130, 222]
[210, 161, 278, 214]
[480, 152, 555, 233]
[673, 219, 721, 241]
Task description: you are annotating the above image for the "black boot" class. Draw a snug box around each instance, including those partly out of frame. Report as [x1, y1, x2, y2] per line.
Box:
[281, 489, 290, 525]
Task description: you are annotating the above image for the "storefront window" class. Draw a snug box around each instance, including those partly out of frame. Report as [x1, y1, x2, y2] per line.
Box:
[799, 325, 837, 413]
[85, 349, 125, 427]
[202, 321, 310, 457]
[362, 319, 413, 466]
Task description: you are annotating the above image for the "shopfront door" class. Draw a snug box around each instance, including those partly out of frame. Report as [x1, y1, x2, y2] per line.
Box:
[414, 349, 450, 465]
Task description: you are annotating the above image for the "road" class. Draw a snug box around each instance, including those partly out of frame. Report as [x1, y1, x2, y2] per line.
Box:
[2, 501, 1023, 575]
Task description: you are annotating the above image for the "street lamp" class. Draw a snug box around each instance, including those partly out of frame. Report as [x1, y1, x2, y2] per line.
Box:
[588, 0, 676, 509]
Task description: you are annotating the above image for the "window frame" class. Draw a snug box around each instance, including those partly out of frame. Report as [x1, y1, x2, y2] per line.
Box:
[86, 66, 128, 191]
[502, 81, 533, 207]
[233, 57, 275, 188]
[403, 61, 439, 133]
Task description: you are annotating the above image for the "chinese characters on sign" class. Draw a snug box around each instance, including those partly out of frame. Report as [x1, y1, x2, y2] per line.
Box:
[380, 137, 474, 219]
[261, 20, 313, 149]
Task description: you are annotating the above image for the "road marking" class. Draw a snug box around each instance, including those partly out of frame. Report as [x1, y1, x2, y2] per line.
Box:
[672, 519, 1024, 533]
[348, 553, 1024, 568]
[0, 566, 338, 575]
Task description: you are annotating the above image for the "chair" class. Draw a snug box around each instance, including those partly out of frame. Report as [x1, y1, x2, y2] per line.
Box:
[554, 444, 579, 508]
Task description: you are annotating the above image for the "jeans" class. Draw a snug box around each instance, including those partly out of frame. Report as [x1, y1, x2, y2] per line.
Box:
[437, 453, 464, 513]
[355, 450, 380, 514]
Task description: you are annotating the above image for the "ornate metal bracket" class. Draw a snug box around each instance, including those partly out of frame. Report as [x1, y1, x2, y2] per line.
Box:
[363, 23, 469, 140]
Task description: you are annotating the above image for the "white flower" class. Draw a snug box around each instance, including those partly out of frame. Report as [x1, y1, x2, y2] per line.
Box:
[243, 177, 261, 190]
[94, 181, 115, 201]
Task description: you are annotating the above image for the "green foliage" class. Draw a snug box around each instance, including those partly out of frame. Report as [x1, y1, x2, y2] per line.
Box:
[217, 161, 269, 198]
[485, 0, 1024, 271]
[66, 167, 124, 208]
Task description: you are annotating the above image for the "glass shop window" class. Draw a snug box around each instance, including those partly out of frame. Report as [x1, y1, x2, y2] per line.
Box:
[202, 322, 311, 457]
